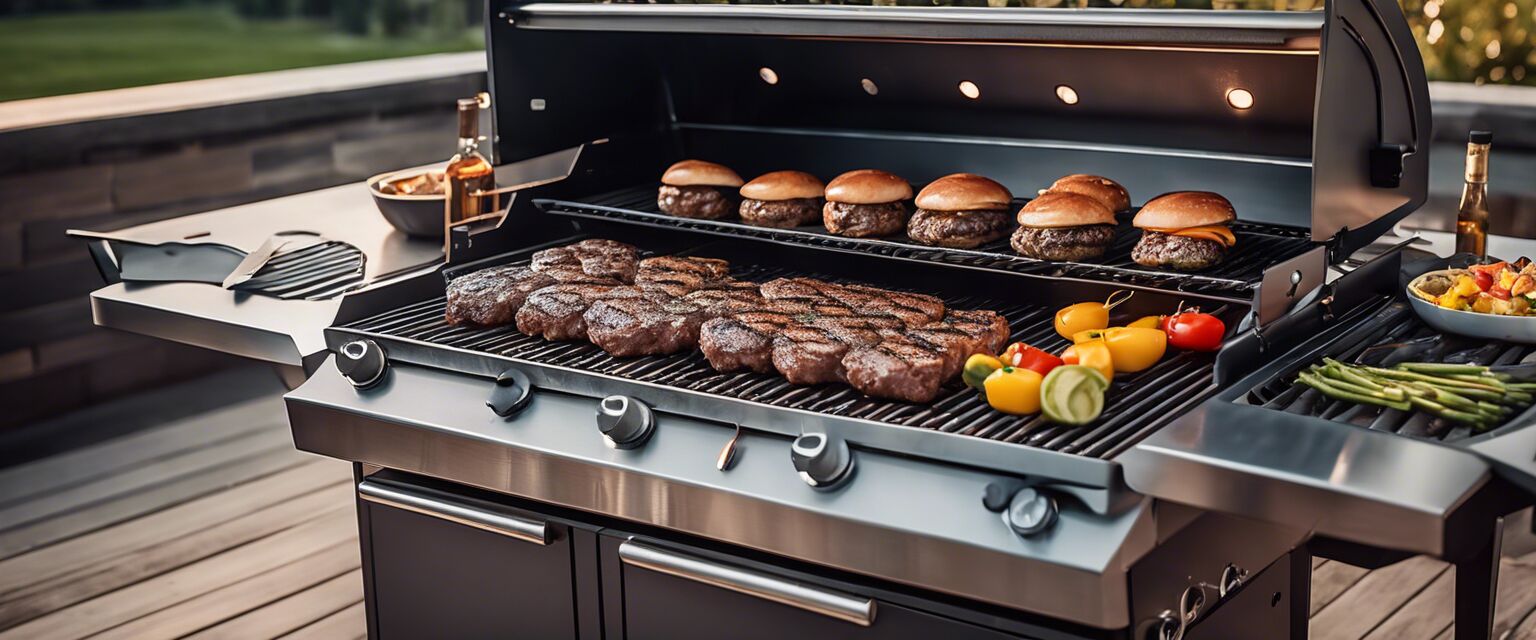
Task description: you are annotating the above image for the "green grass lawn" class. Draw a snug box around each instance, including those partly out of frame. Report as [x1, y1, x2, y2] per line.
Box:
[0, 9, 482, 102]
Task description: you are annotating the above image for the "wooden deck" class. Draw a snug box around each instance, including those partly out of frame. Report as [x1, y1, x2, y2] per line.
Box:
[1, 393, 1535, 639]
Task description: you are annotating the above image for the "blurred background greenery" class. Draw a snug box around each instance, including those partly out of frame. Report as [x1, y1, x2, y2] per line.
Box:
[0, 0, 1531, 102]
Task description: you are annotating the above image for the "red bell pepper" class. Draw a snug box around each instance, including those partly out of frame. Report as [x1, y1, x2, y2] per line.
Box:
[1001, 342, 1065, 377]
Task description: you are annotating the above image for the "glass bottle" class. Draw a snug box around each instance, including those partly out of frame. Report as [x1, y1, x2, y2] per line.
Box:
[1455, 130, 1492, 258]
[444, 96, 496, 251]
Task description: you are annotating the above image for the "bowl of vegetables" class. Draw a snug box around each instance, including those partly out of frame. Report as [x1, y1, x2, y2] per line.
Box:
[1407, 258, 1536, 344]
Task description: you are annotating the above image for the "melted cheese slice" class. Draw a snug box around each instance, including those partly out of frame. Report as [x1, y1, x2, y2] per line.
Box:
[1148, 225, 1236, 247]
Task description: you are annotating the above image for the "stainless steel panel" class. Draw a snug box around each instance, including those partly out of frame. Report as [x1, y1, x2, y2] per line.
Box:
[1119, 402, 1492, 556]
[618, 540, 876, 627]
[286, 358, 1159, 629]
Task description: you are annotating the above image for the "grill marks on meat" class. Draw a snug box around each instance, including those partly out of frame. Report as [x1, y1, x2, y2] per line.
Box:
[445, 266, 557, 326]
[636, 256, 732, 295]
[515, 283, 619, 340]
[531, 239, 639, 283]
[699, 310, 795, 373]
[584, 290, 707, 357]
[441, 243, 1012, 404]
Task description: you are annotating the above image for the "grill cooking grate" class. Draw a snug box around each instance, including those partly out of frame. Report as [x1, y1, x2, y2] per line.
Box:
[1243, 300, 1536, 443]
[342, 261, 1225, 460]
[230, 240, 366, 301]
[533, 184, 1315, 299]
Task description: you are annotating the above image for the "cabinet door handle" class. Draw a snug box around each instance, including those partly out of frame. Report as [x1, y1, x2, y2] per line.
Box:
[358, 478, 549, 546]
[618, 540, 875, 626]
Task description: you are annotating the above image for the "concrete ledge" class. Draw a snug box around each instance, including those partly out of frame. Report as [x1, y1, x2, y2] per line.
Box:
[0, 52, 487, 135]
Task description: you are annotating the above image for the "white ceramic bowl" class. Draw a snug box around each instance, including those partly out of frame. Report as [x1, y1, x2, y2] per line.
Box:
[1407, 269, 1536, 344]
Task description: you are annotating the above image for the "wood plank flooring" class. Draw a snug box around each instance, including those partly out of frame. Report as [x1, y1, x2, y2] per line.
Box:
[2, 391, 1536, 639]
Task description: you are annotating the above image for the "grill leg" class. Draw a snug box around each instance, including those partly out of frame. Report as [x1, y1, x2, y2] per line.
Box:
[1290, 546, 1311, 640]
[1454, 516, 1504, 640]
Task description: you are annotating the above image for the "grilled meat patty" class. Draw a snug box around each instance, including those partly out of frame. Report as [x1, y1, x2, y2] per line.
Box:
[531, 239, 639, 283]
[584, 290, 707, 357]
[684, 282, 764, 318]
[699, 310, 796, 374]
[635, 256, 732, 295]
[515, 283, 619, 340]
[444, 265, 558, 326]
[760, 278, 945, 327]
[740, 198, 822, 228]
[906, 209, 1012, 249]
[1010, 225, 1118, 262]
[1131, 231, 1227, 271]
[823, 201, 908, 238]
[771, 321, 885, 385]
[843, 334, 950, 404]
[658, 185, 733, 220]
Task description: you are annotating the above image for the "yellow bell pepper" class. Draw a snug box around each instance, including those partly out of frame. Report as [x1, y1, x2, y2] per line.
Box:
[1054, 291, 1133, 339]
[1128, 315, 1165, 330]
[1072, 327, 1166, 373]
[983, 367, 1044, 415]
[1068, 339, 1115, 382]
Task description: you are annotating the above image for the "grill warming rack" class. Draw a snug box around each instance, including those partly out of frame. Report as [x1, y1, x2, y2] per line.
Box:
[1241, 299, 1536, 444]
[330, 259, 1229, 491]
[533, 184, 1314, 300]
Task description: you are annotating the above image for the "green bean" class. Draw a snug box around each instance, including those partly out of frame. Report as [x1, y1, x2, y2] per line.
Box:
[1396, 363, 1489, 375]
[1297, 373, 1411, 411]
[1408, 397, 1488, 426]
[1364, 367, 1505, 392]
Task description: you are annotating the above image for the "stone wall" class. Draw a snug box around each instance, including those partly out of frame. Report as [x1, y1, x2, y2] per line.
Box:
[0, 53, 486, 432]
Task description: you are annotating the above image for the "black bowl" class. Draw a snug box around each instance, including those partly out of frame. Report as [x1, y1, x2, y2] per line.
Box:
[368, 168, 448, 238]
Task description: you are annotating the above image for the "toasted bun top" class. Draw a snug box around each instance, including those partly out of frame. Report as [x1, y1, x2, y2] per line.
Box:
[1043, 174, 1131, 213]
[824, 169, 913, 204]
[1016, 192, 1117, 228]
[914, 173, 1013, 211]
[1133, 191, 1236, 229]
[740, 170, 825, 201]
[661, 160, 744, 187]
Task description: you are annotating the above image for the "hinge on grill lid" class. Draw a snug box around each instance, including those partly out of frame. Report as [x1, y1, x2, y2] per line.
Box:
[1253, 246, 1328, 328]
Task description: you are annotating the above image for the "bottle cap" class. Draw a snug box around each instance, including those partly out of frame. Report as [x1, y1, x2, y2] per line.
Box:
[1470, 130, 1493, 145]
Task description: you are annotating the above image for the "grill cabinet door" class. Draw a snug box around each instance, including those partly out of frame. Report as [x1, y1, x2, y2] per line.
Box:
[360, 477, 579, 639]
[603, 535, 1027, 640]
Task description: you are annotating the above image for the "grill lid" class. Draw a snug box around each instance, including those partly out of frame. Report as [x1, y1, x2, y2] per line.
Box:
[488, 0, 1430, 258]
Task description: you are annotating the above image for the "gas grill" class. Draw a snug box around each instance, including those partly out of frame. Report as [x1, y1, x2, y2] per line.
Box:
[81, 0, 1524, 636]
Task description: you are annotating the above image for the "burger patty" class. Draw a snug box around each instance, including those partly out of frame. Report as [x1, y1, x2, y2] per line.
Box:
[635, 256, 732, 295]
[740, 198, 822, 228]
[515, 283, 619, 341]
[842, 334, 950, 404]
[583, 289, 707, 357]
[444, 265, 557, 326]
[823, 201, 908, 238]
[657, 185, 733, 220]
[698, 311, 795, 374]
[1131, 232, 1228, 271]
[906, 209, 1013, 249]
[683, 282, 765, 319]
[531, 239, 639, 283]
[1010, 225, 1117, 262]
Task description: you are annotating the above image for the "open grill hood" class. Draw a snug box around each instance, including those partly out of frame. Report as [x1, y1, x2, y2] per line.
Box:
[484, 0, 1430, 264]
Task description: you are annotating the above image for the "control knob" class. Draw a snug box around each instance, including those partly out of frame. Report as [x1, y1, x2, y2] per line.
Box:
[1004, 486, 1059, 537]
[790, 431, 855, 490]
[597, 395, 654, 449]
[336, 339, 387, 389]
[487, 368, 533, 417]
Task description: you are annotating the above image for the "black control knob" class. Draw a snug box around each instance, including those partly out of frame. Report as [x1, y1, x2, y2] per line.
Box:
[597, 395, 654, 449]
[1004, 486, 1059, 537]
[336, 339, 387, 389]
[487, 368, 533, 417]
[790, 431, 854, 490]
